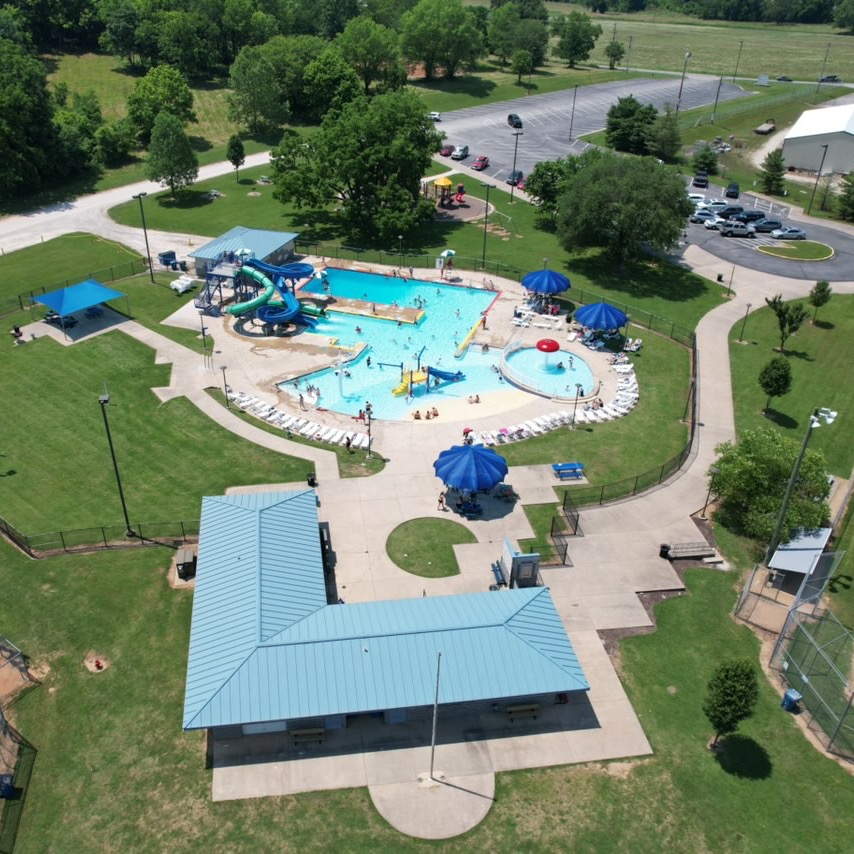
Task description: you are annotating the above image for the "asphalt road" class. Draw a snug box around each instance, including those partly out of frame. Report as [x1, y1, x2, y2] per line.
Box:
[436, 75, 748, 184]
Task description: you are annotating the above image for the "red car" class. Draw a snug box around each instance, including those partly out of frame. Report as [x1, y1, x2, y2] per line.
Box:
[439, 143, 454, 156]
[471, 154, 490, 171]
[516, 177, 527, 191]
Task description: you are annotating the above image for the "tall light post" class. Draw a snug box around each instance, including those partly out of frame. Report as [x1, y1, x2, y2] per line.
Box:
[676, 51, 692, 115]
[365, 401, 373, 460]
[398, 234, 403, 263]
[738, 303, 752, 343]
[765, 407, 837, 564]
[571, 383, 583, 428]
[700, 466, 720, 520]
[731, 40, 744, 83]
[221, 365, 229, 408]
[509, 131, 523, 203]
[568, 84, 579, 142]
[480, 182, 492, 268]
[133, 192, 155, 283]
[711, 76, 724, 124]
[198, 310, 208, 350]
[817, 42, 831, 93]
[98, 394, 134, 538]
[428, 651, 442, 782]
[807, 144, 829, 215]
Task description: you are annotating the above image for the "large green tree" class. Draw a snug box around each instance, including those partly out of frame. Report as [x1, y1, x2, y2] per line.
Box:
[809, 280, 832, 322]
[228, 45, 289, 132]
[271, 89, 442, 238]
[146, 110, 199, 196]
[648, 105, 681, 162]
[712, 428, 830, 542]
[552, 11, 602, 68]
[604, 38, 625, 70]
[227, 134, 245, 181]
[525, 149, 605, 221]
[838, 172, 854, 222]
[758, 357, 792, 413]
[760, 147, 786, 195]
[127, 65, 196, 145]
[555, 153, 692, 260]
[834, 0, 854, 30]
[401, 0, 483, 80]
[605, 95, 656, 155]
[703, 659, 759, 747]
[337, 15, 399, 94]
[488, 1, 521, 64]
[303, 45, 362, 121]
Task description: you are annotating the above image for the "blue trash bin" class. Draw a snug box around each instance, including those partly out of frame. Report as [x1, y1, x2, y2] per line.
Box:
[781, 688, 802, 711]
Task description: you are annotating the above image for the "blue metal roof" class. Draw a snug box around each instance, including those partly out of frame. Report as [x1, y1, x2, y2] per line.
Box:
[189, 226, 298, 262]
[183, 492, 588, 730]
[34, 279, 126, 316]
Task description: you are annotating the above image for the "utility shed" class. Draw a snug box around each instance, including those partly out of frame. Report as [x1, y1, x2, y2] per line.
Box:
[782, 105, 854, 173]
[183, 491, 589, 737]
[188, 227, 298, 277]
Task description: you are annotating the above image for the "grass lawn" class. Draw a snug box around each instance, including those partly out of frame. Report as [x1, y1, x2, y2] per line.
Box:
[386, 517, 475, 577]
[5, 543, 854, 850]
[0, 332, 312, 533]
[728, 295, 854, 477]
[758, 241, 834, 261]
[828, 504, 854, 629]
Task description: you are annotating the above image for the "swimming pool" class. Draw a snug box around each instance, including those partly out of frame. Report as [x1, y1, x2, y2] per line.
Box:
[503, 346, 595, 398]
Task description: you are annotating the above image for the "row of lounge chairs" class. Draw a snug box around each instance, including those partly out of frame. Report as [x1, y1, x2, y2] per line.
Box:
[227, 391, 371, 449]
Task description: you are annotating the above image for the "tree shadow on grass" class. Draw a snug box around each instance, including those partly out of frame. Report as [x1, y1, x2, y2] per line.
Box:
[714, 735, 772, 779]
[813, 319, 835, 330]
[571, 254, 714, 303]
[781, 348, 814, 361]
[190, 136, 213, 153]
[157, 190, 215, 210]
[763, 409, 798, 429]
[412, 76, 496, 100]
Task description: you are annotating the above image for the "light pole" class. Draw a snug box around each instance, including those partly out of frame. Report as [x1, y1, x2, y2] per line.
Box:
[700, 466, 720, 520]
[99, 394, 134, 538]
[738, 303, 752, 342]
[365, 401, 373, 459]
[568, 84, 579, 142]
[509, 131, 523, 203]
[711, 76, 724, 124]
[817, 42, 831, 93]
[398, 234, 403, 263]
[221, 365, 229, 408]
[571, 383, 583, 428]
[731, 40, 744, 83]
[480, 182, 492, 268]
[765, 407, 837, 563]
[676, 51, 692, 115]
[807, 144, 829, 215]
[133, 192, 155, 283]
[198, 310, 208, 350]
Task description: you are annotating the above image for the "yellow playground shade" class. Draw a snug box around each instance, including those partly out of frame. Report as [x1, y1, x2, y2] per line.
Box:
[433, 177, 453, 188]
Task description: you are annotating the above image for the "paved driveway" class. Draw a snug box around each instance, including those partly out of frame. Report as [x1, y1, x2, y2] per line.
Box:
[437, 76, 748, 183]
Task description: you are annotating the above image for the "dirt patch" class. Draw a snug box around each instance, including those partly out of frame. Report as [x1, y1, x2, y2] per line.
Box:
[83, 651, 111, 674]
[247, 191, 262, 197]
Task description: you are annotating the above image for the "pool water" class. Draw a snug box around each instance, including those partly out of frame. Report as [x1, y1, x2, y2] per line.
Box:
[504, 347, 595, 398]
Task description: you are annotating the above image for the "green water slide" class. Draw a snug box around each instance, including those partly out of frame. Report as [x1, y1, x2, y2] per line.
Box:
[225, 266, 275, 315]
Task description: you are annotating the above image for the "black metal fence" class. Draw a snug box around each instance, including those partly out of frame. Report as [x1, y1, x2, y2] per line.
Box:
[0, 712, 35, 854]
[0, 258, 149, 319]
[0, 513, 199, 557]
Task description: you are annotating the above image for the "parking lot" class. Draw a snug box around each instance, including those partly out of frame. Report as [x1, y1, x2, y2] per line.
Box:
[435, 76, 748, 184]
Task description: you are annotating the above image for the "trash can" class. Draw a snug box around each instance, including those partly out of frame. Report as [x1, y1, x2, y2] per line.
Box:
[0, 774, 13, 799]
[781, 688, 802, 711]
[659, 543, 671, 559]
[307, 473, 317, 487]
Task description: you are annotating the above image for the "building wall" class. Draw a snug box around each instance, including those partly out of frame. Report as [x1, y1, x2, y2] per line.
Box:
[782, 133, 854, 173]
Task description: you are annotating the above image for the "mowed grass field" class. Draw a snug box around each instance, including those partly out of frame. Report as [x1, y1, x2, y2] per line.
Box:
[5, 541, 854, 851]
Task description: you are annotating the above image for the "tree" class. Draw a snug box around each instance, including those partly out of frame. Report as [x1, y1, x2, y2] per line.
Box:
[262, 35, 328, 116]
[692, 144, 719, 175]
[605, 96, 656, 155]
[227, 134, 245, 181]
[514, 18, 549, 68]
[556, 153, 693, 261]
[703, 659, 759, 747]
[510, 49, 532, 84]
[127, 65, 196, 146]
[94, 119, 134, 167]
[146, 111, 199, 196]
[760, 147, 786, 195]
[98, 0, 140, 65]
[838, 172, 854, 222]
[604, 38, 625, 70]
[648, 105, 681, 163]
[713, 428, 830, 542]
[228, 45, 289, 132]
[552, 12, 602, 68]
[525, 149, 605, 222]
[401, 0, 483, 80]
[809, 280, 832, 322]
[765, 294, 809, 352]
[156, 11, 216, 78]
[303, 45, 362, 121]
[758, 357, 792, 412]
[834, 0, 854, 31]
[337, 15, 399, 94]
[271, 89, 442, 239]
[488, 1, 521, 65]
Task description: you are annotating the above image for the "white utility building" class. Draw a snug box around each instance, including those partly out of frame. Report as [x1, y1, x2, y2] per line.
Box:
[782, 104, 854, 174]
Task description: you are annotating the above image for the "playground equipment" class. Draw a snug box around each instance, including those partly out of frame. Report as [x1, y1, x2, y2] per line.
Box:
[392, 366, 465, 396]
[454, 182, 465, 205]
[225, 260, 319, 327]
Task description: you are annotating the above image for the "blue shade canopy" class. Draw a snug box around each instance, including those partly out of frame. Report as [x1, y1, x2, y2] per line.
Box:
[433, 444, 509, 491]
[34, 279, 126, 316]
[575, 302, 628, 330]
[521, 269, 571, 295]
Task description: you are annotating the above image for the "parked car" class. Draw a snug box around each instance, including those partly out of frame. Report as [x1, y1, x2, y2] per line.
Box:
[439, 143, 454, 156]
[705, 200, 729, 213]
[451, 145, 469, 160]
[687, 193, 706, 205]
[704, 217, 726, 230]
[753, 218, 783, 233]
[718, 205, 744, 219]
[689, 209, 717, 224]
[507, 113, 523, 128]
[719, 221, 756, 238]
[771, 226, 807, 240]
[725, 182, 740, 199]
[696, 198, 724, 210]
[733, 210, 766, 223]
[506, 169, 524, 186]
[429, 111, 441, 122]
[820, 74, 840, 83]
[471, 154, 490, 171]
[516, 177, 527, 191]
[692, 171, 709, 188]
[776, 75, 793, 82]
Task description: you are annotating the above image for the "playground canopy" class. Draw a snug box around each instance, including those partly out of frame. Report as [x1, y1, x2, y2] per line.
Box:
[34, 279, 128, 317]
[575, 302, 628, 330]
[433, 177, 453, 188]
[522, 269, 571, 295]
[433, 444, 508, 492]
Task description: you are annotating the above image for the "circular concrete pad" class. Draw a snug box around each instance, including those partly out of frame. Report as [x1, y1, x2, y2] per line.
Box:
[369, 770, 495, 839]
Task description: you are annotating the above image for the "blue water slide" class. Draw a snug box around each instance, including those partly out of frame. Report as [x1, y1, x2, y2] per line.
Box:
[427, 367, 465, 383]
[244, 258, 315, 281]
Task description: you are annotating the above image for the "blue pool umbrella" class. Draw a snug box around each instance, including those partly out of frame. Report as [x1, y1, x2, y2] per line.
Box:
[575, 302, 628, 330]
[521, 269, 571, 295]
[433, 445, 509, 492]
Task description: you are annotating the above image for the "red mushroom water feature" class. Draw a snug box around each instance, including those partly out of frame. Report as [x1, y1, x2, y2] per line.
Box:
[536, 338, 560, 370]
